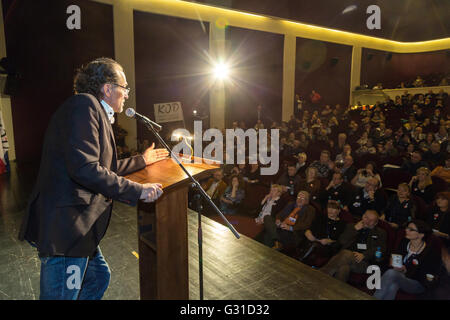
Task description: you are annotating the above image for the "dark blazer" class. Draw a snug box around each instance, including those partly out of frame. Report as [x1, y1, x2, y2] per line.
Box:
[338, 223, 387, 263]
[18, 94, 146, 257]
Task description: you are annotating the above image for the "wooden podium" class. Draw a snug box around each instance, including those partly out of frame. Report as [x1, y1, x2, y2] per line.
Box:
[125, 157, 218, 300]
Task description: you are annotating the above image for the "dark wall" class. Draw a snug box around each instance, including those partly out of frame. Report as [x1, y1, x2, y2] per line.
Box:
[225, 26, 283, 127]
[361, 49, 450, 89]
[133, 11, 210, 141]
[295, 39, 352, 108]
[191, 0, 450, 42]
[2, 0, 115, 163]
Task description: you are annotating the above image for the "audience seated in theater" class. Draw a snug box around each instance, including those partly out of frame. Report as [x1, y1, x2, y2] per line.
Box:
[431, 154, 450, 183]
[348, 177, 387, 219]
[409, 167, 436, 205]
[374, 220, 440, 300]
[319, 172, 352, 210]
[424, 141, 446, 169]
[298, 166, 321, 202]
[426, 192, 450, 241]
[298, 200, 347, 263]
[254, 184, 285, 225]
[334, 143, 351, 163]
[294, 152, 308, 178]
[435, 126, 448, 144]
[381, 183, 416, 229]
[243, 163, 261, 185]
[202, 169, 227, 206]
[338, 154, 357, 184]
[356, 138, 376, 156]
[309, 150, 334, 179]
[276, 164, 301, 198]
[401, 150, 429, 176]
[230, 163, 247, 177]
[264, 191, 316, 251]
[219, 175, 245, 215]
[351, 161, 382, 189]
[320, 210, 387, 282]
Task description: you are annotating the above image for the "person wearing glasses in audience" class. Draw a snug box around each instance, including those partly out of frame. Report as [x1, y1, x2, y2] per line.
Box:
[374, 220, 441, 300]
[264, 191, 316, 251]
[18, 58, 168, 300]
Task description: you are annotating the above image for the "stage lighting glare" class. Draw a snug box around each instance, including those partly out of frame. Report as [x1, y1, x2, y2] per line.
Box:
[213, 62, 230, 80]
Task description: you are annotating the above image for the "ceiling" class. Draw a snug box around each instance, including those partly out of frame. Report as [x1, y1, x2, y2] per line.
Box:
[186, 0, 450, 42]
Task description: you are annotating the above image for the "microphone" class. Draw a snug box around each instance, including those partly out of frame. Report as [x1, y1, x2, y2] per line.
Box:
[125, 108, 162, 131]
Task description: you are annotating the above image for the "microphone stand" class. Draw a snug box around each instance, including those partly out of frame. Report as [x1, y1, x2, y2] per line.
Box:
[137, 118, 240, 300]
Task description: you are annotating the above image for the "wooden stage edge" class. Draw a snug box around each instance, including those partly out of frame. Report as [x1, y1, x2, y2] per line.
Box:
[186, 209, 373, 300]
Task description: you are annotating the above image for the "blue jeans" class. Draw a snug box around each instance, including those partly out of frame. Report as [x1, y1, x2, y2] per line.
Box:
[39, 247, 111, 300]
[373, 269, 424, 300]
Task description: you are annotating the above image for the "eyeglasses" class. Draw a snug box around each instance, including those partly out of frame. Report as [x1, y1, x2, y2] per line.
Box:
[111, 83, 130, 95]
[405, 227, 419, 232]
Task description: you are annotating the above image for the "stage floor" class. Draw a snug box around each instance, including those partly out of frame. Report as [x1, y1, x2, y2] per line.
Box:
[0, 163, 371, 300]
[187, 210, 372, 300]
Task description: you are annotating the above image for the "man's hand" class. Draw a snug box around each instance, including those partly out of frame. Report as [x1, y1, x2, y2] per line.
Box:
[353, 252, 365, 263]
[140, 183, 163, 202]
[354, 220, 364, 231]
[319, 238, 335, 246]
[143, 143, 169, 166]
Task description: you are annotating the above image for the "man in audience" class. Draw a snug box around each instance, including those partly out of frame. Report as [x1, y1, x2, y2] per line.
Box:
[348, 177, 387, 219]
[276, 164, 301, 199]
[309, 150, 334, 179]
[202, 169, 227, 207]
[320, 210, 387, 282]
[424, 141, 445, 169]
[319, 172, 352, 209]
[401, 150, 429, 175]
[345, 154, 359, 180]
[264, 191, 316, 251]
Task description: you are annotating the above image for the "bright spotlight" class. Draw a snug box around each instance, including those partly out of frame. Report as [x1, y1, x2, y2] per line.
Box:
[213, 62, 230, 80]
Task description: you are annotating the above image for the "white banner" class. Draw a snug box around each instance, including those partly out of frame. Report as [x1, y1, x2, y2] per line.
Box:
[154, 101, 184, 123]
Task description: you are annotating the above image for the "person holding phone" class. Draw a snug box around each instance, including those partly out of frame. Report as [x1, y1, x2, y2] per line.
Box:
[374, 220, 441, 300]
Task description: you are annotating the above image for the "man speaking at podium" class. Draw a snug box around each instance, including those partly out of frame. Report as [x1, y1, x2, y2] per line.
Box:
[18, 58, 168, 300]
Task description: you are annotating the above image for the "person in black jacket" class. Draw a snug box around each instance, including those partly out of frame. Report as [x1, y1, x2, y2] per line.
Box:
[374, 220, 441, 300]
[18, 58, 167, 300]
[319, 172, 352, 209]
[427, 192, 450, 242]
[348, 177, 387, 219]
[298, 200, 347, 264]
[381, 183, 417, 229]
[320, 210, 387, 282]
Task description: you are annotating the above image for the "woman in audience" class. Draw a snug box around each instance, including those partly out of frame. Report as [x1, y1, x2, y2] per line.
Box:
[351, 161, 382, 188]
[381, 183, 416, 229]
[426, 192, 450, 241]
[373, 220, 441, 300]
[409, 167, 436, 205]
[219, 175, 245, 215]
[298, 166, 321, 202]
[255, 184, 285, 225]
